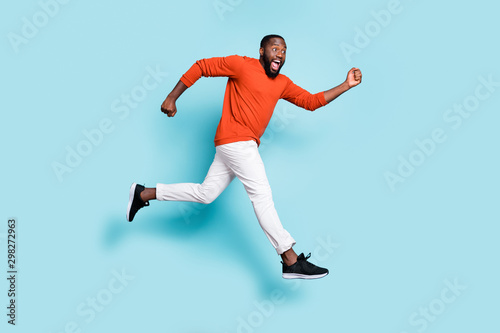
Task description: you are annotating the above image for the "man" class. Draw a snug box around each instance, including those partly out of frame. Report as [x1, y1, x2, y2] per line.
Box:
[127, 34, 362, 279]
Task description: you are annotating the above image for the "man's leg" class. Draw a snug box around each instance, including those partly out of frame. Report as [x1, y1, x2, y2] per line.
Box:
[127, 151, 234, 221]
[156, 151, 235, 204]
[216, 140, 328, 279]
[280, 248, 299, 266]
[216, 141, 297, 257]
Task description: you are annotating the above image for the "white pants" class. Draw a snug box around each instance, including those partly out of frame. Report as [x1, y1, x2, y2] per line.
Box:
[156, 140, 296, 254]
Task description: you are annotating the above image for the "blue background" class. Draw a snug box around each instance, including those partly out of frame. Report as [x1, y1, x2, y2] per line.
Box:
[1, 0, 499, 332]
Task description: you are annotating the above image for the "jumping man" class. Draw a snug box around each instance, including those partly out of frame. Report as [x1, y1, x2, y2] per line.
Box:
[126, 34, 362, 279]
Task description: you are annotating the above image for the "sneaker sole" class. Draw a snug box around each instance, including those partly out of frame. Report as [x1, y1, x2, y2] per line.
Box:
[282, 272, 328, 279]
[126, 182, 138, 222]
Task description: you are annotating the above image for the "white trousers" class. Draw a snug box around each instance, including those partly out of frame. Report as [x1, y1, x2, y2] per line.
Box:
[156, 140, 296, 254]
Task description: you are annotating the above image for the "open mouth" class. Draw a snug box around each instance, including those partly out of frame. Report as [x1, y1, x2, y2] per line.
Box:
[271, 59, 281, 71]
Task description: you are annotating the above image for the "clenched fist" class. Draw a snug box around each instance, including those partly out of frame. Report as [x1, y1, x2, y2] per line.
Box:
[161, 96, 177, 117]
[346, 68, 362, 88]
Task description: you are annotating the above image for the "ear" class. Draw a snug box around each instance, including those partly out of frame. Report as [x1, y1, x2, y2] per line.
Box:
[259, 47, 264, 57]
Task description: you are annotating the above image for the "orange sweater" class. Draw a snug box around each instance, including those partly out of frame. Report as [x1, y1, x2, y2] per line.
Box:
[180, 55, 327, 147]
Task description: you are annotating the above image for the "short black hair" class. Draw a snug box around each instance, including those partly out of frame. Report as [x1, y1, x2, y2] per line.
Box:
[260, 34, 285, 48]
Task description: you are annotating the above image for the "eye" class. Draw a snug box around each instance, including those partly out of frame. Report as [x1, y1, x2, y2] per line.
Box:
[272, 48, 277, 51]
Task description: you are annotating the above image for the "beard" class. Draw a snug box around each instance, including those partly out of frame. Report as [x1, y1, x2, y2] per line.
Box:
[262, 52, 284, 78]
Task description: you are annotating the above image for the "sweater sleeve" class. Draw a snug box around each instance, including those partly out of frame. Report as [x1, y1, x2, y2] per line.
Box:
[180, 55, 244, 87]
[280, 78, 327, 111]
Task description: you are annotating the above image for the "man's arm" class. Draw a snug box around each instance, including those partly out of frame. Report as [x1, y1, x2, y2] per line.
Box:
[324, 67, 362, 103]
[161, 80, 188, 117]
[281, 67, 362, 111]
[159, 56, 243, 117]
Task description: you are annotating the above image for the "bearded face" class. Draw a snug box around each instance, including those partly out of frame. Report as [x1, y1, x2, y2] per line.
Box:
[260, 37, 286, 78]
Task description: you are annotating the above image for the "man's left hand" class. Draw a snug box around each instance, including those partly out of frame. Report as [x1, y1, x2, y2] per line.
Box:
[346, 68, 362, 88]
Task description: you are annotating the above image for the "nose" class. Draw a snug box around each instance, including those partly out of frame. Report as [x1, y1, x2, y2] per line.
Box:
[276, 52, 283, 59]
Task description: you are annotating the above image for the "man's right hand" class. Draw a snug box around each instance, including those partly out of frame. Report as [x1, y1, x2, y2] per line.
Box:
[161, 80, 188, 117]
[161, 96, 177, 117]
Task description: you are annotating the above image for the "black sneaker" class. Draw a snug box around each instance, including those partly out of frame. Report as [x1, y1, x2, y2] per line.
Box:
[282, 253, 329, 279]
[126, 183, 149, 222]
